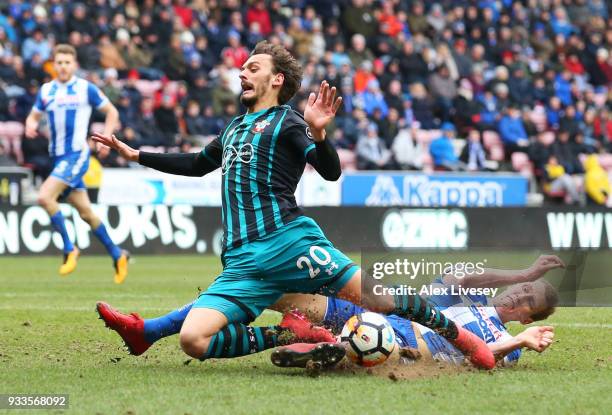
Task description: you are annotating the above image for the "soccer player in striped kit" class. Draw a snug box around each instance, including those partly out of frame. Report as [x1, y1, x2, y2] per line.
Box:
[25, 44, 129, 283]
[93, 41, 494, 369]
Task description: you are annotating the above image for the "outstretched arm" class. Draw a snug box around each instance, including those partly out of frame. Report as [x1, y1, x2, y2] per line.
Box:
[303, 81, 343, 181]
[443, 255, 565, 288]
[488, 326, 554, 364]
[90, 133, 221, 177]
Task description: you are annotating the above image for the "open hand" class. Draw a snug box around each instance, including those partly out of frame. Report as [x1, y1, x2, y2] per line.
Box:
[304, 81, 343, 141]
[90, 133, 139, 162]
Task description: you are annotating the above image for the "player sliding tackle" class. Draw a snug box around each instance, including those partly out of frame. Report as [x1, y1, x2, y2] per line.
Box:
[97, 255, 561, 369]
[271, 258, 560, 368]
[93, 41, 494, 369]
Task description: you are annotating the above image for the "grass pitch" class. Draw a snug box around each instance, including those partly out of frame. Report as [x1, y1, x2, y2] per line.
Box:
[0, 255, 610, 414]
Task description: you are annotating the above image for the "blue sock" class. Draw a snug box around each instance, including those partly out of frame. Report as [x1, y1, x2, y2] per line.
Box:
[50, 211, 74, 254]
[143, 301, 195, 344]
[93, 223, 121, 261]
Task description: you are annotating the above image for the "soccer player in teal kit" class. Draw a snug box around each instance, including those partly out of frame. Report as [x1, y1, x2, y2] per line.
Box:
[93, 41, 494, 369]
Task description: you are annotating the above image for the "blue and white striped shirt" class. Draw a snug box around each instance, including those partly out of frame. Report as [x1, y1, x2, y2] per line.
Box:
[427, 278, 522, 366]
[32, 76, 108, 157]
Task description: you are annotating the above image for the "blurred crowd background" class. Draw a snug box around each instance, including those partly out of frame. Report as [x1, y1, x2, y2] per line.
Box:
[1, 0, 611, 204]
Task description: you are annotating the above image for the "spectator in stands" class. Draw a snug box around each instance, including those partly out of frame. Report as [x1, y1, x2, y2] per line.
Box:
[383, 79, 405, 114]
[559, 105, 580, 137]
[460, 129, 493, 172]
[67, 3, 91, 36]
[116, 29, 152, 70]
[132, 97, 163, 147]
[101, 68, 121, 105]
[246, 0, 272, 36]
[410, 82, 436, 129]
[552, 130, 584, 175]
[358, 79, 388, 118]
[508, 67, 533, 106]
[428, 65, 457, 122]
[430, 122, 464, 171]
[379, 108, 401, 149]
[184, 101, 208, 137]
[584, 154, 610, 205]
[477, 89, 500, 131]
[21, 27, 50, 63]
[451, 79, 478, 133]
[546, 97, 563, 131]
[499, 104, 530, 155]
[348, 34, 374, 69]
[154, 94, 179, 147]
[212, 75, 238, 116]
[342, 0, 377, 39]
[588, 48, 612, 87]
[189, 72, 212, 107]
[221, 31, 249, 69]
[356, 123, 396, 170]
[542, 154, 584, 205]
[554, 70, 574, 107]
[391, 121, 424, 170]
[98, 32, 125, 70]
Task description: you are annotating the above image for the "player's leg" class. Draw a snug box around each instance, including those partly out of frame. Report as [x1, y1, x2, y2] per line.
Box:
[335, 270, 495, 369]
[183, 288, 335, 360]
[98, 293, 327, 356]
[97, 299, 199, 355]
[269, 294, 329, 322]
[38, 175, 79, 275]
[67, 187, 129, 283]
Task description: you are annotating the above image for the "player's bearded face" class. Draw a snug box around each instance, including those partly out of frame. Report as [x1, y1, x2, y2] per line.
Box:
[54, 54, 77, 82]
[240, 73, 272, 107]
[240, 54, 279, 108]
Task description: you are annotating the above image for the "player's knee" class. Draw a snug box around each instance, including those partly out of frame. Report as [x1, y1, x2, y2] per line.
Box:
[37, 194, 51, 209]
[179, 330, 211, 359]
[78, 209, 96, 225]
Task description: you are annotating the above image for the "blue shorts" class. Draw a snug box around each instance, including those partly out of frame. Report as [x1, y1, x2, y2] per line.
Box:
[194, 216, 358, 323]
[50, 150, 90, 197]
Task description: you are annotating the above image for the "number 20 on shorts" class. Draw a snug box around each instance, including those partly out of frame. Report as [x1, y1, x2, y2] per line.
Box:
[296, 245, 338, 278]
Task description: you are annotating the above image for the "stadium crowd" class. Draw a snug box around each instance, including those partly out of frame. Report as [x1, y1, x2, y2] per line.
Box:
[0, 0, 611, 204]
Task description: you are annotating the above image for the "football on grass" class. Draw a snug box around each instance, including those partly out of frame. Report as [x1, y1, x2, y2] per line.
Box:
[340, 312, 396, 367]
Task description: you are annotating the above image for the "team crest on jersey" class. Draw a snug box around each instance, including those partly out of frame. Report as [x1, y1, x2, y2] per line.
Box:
[252, 119, 271, 134]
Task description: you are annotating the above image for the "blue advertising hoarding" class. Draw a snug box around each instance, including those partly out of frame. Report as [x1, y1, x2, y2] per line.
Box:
[341, 173, 528, 207]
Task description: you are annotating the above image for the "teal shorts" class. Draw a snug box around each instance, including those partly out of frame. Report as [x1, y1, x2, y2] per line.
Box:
[194, 216, 358, 323]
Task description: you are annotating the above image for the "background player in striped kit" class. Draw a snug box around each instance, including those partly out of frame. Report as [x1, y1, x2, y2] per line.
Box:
[25, 44, 129, 283]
